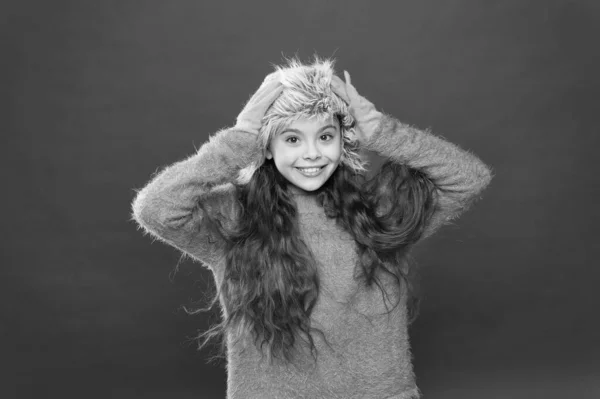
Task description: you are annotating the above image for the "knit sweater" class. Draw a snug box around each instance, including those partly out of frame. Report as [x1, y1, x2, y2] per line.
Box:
[131, 115, 492, 399]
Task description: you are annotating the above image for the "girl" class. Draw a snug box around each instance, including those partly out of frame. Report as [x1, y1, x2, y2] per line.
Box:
[132, 58, 492, 399]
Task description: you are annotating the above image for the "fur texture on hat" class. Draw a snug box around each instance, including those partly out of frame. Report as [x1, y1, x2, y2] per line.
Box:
[236, 57, 368, 185]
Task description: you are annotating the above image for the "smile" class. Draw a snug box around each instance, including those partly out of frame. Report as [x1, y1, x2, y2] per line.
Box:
[295, 165, 325, 177]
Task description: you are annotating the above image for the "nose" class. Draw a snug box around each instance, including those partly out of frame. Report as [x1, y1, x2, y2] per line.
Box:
[303, 142, 322, 160]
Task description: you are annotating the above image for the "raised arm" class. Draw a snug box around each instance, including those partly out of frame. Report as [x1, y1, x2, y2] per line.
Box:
[364, 114, 492, 239]
[131, 73, 283, 267]
[332, 71, 493, 240]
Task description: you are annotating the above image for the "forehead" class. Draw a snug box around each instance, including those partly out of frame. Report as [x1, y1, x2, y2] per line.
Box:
[282, 115, 339, 133]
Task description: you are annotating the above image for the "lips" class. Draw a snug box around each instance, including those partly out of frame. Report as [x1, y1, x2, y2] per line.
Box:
[295, 165, 326, 176]
[295, 165, 326, 170]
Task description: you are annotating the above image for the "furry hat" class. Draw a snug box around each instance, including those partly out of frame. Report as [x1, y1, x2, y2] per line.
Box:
[236, 57, 369, 185]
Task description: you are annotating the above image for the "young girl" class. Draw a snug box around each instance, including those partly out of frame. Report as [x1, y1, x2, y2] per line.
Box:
[132, 58, 492, 399]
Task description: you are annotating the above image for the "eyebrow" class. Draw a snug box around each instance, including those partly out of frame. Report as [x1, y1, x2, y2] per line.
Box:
[280, 124, 337, 135]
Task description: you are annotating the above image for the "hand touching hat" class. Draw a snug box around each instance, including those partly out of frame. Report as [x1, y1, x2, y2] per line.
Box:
[235, 71, 284, 135]
[331, 71, 383, 143]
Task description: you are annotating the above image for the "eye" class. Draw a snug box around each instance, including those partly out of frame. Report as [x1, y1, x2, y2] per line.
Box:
[321, 133, 334, 141]
[285, 136, 299, 144]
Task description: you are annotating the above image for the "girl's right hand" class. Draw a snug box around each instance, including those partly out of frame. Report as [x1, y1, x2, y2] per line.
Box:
[235, 71, 284, 135]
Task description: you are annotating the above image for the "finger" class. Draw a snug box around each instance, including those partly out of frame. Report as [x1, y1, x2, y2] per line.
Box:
[342, 70, 361, 101]
[343, 71, 352, 87]
[238, 81, 283, 121]
[263, 70, 281, 83]
[250, 71, 282, 98]
[330, 75, 350, 104]
[249, 83, 284, 115]
[248, 79, 283, 105]
[258, 82, 284, 106]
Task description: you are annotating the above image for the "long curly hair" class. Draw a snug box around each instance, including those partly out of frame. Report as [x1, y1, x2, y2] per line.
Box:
[190, 57, 437, 365]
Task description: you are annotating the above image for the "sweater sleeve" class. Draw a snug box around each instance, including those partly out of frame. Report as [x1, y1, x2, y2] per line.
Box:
[130, 128, 262, 268]
[363, 115, 493, 240]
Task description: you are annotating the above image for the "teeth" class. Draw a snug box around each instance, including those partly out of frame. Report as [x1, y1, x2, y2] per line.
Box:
[298, 168, 320, 173]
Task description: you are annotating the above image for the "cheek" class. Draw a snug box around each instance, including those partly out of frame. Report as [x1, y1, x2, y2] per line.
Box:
[271, 147, 296, 168]
[331, 139, 344, 159]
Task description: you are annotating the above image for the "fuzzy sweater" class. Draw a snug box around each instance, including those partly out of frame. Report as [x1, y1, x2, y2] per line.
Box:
[131, 115, 492, 399]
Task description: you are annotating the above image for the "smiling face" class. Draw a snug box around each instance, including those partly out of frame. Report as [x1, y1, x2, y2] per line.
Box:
[266, 115, 343, 193]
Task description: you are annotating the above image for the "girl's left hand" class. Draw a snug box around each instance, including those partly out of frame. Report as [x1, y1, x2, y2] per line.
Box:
[331, 71, 383, 143]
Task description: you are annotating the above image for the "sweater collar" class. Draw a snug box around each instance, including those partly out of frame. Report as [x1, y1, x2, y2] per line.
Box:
[287, 184, 323, 214]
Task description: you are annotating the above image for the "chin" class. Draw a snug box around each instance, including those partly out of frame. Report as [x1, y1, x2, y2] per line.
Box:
[299, 184, 322, 192]
[291, 181, 323, 192]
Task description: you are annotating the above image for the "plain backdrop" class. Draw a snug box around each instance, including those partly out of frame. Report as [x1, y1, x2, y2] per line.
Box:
[3, 1, 599, 398]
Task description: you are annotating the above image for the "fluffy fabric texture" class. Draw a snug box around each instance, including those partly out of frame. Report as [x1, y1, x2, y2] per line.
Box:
[131, 113, 493, 398]
[236, 58, 367, 186]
